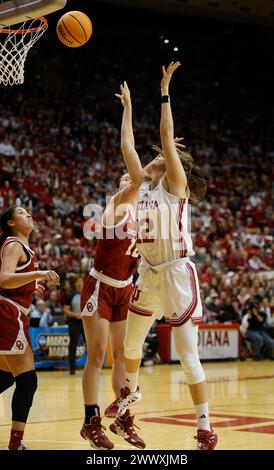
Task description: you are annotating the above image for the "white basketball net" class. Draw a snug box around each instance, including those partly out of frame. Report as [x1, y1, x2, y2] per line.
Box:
[0, 18, 47, 86]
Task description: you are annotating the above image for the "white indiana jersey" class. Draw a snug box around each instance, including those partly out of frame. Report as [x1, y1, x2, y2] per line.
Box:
[136, 179, 194, 265]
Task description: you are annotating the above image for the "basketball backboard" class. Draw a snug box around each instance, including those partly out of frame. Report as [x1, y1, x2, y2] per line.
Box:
[0, 0, 67, 27]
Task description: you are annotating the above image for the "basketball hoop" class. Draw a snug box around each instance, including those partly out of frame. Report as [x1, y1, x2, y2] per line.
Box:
[0, 16, 48, 86]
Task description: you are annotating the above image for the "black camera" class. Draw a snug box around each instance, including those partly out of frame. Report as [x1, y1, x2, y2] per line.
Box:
[243, 296, 262, 315]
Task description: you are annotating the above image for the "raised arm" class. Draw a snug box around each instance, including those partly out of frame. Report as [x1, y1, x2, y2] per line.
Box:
[160, 62, 187, 197]
[115, 81, 147, 189]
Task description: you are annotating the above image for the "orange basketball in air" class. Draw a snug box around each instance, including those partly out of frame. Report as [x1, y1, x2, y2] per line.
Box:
[56, 11, 93, 48]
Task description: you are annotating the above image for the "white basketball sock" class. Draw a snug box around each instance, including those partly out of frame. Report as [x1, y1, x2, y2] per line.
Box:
[125, 371, 139, 392]
[194, 402, 211, 431]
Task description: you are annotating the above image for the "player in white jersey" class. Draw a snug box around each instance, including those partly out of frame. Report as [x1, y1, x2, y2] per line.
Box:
[111, 63, 218, 450]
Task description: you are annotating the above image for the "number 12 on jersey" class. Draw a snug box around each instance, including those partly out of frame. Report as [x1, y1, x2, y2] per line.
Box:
[125, 239, 139, 258]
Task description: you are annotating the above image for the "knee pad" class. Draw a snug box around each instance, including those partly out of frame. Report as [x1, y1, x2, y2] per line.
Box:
[0, 370, 15, 393]
[180, 354, 206, 385]
[124, 338, 143, 361]
[12, 370, 38, 423]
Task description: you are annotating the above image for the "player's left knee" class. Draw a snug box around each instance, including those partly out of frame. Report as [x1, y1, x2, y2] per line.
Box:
[124, 343, 142, 360]
[180, 356, 206, 385]
[124, 334, 143, 360]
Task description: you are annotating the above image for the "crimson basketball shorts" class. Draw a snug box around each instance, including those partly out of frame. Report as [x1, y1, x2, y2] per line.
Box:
[0, 298, 31, 354]
[81, 275, 133, 322]
[129, 259, 203, 327]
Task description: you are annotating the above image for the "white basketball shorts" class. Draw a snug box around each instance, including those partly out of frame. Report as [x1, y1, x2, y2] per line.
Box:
[129, 258, 203, 327]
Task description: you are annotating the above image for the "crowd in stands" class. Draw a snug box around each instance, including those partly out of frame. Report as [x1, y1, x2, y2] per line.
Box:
[0, 9, 273, 343]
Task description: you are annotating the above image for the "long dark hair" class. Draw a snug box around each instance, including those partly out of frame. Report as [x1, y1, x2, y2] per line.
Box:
[0, 206, 17, 246]
[152, 146, 207, 203]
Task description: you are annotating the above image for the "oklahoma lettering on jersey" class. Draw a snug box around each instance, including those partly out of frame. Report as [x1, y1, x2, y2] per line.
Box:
[0, 237, 39, 308]
[136, 180, 194, 265]
[94, 210, 139, 280]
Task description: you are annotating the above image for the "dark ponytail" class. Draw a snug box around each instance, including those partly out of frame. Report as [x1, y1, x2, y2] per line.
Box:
[0, 206, 17, 246]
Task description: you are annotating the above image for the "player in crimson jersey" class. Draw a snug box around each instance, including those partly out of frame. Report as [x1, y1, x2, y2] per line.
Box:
[80, 172, 148, 450]
[0, 206, 59, 450]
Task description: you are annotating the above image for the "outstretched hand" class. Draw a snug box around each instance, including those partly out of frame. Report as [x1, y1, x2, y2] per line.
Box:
[115, 81, 132, 108]
[174, 136, 186, 149]
[161, 61, 181, 92]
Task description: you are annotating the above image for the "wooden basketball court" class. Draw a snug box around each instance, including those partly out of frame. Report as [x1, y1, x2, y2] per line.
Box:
[1, 360, 274, 450]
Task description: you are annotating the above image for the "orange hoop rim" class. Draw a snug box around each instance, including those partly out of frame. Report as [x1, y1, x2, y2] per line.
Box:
[0, 16, 48, 34]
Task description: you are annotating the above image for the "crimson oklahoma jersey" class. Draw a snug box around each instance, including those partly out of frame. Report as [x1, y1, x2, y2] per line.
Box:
[81, 210, 139, 322]
[94, 210, 139, 280]
[0, 237, 39, 354]
[0, 236, 38, 308]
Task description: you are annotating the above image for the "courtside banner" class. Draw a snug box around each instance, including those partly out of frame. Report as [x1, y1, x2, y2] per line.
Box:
[29, 326, 87, 369]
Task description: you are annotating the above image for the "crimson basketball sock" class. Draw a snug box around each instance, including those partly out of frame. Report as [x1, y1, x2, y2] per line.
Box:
[8, 429, 24, 450]
[84, 404, 100, 425]
[194, 402, 211, 431]
[125, 371, 139, 392]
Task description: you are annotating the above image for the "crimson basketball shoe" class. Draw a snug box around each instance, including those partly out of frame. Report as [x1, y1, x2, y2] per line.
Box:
[109, 410, 146, 449]
[116, 386, 142, 417]
[105, 397, 121, 418]
[194, 427, 218, 450]
[17, 442, 28, 450]
[80, 416, 114, 450]
[7, 442, 28, 450]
